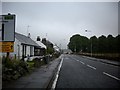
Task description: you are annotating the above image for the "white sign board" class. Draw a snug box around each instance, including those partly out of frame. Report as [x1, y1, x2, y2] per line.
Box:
[0, 16, 2, 41]
[0, 14, 15, 41]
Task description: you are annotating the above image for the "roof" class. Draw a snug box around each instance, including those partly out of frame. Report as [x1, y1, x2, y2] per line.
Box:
[53, 45, 60, 52]
[15, 32, 39, 47]
[36, 41, 47, 49]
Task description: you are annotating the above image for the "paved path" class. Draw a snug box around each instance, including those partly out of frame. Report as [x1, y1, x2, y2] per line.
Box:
[3, 57, 61, 89]
[81, 55, 120, 66]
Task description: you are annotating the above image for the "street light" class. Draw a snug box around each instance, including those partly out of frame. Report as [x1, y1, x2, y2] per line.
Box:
[85, 30, 92, 57]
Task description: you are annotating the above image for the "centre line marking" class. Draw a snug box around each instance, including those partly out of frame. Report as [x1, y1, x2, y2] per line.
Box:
[79, 61, 85, 64]
[73, 58, 85, 65]
[87, 64, 96, 70]
[103, 72, 120, 81]
[51, 58, 63, 89]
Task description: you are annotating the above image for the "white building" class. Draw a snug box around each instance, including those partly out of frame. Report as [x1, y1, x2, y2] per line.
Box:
[53, 45, 60, 52]
[2, 32, 46, 61]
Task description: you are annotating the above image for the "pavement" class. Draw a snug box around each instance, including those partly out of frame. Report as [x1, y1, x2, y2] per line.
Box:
[2, 57, 61, 89]
[81, 55, 120, 67]
[2, 54, 120, 89]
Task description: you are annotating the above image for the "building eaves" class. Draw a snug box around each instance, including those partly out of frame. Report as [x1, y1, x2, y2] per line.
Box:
[15, 32, 39, 47]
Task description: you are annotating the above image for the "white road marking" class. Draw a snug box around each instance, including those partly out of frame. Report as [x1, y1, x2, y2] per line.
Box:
[79, 61, 85, 65]
[72, 58, 85, 65]
[87, 64, 96, 70]
[103, 72, 120, 81]
[51, 58, 63, 89]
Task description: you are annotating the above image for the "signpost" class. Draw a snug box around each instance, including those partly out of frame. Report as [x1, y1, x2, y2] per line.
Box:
[0, 13, 15, 57]
[1, 14, 15, 42]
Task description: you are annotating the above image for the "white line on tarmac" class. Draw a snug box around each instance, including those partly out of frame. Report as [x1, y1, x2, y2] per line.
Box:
[103, 72, 120, 81]
[87, 64, 96, 70]
[51, 58, 63, 90]
[72, 58, 85, 65]
[79, 61, 85, 65]
[76, 60, 79, 62]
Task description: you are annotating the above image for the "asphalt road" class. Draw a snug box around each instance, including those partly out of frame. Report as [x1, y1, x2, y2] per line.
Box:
[55, 54, 120, 88]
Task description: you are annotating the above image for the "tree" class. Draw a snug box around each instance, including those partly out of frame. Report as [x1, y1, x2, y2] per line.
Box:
[80, 36, 89, 52]
[46, 47, 54, 54]
[68, 34, 81, 52]
[90, 36, 98, 53]
[98, 35, 107, 53]
[68, 34, 89, 53]
[68, 34, 119, 54]
[106, 35, 115, 53]
[115, 35, 120, 53]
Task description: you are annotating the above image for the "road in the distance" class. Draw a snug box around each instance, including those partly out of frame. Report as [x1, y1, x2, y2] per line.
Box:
[55, 54, 120, 88]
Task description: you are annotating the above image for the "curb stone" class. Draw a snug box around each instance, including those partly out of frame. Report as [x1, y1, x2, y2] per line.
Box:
[46, 57, 62, 89]
[82, 56, 120, 67]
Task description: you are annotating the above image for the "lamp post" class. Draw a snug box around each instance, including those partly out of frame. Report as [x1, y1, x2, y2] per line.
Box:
[85, 30, 92, 57]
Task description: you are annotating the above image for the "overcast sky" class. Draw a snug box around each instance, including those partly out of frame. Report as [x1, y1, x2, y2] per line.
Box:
[2, 1, 118, 49]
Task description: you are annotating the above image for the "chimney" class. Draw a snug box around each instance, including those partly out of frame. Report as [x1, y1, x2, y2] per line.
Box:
[28, 33, 31, 38]
[8, 13, 11, 15]
[37, 36, 41, 41]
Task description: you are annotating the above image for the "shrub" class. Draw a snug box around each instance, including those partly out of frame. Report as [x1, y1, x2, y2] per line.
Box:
[2, 57, 29, 81]
[33, 58, 45, 67]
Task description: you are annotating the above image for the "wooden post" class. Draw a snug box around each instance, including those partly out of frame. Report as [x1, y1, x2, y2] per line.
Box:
[6, 52, 9, 59]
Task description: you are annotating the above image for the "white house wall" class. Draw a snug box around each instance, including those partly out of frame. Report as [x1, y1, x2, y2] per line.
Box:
[14, 39, 35, 60]
[14, 38, 21, 57]
[26, 46, 30, 56]
[1, 37, 41, 60]
[12, 38, 22, 59]
[30, 46, 34, 56]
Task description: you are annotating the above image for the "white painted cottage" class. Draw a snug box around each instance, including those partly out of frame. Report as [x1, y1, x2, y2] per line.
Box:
[9, 32, 46, 61]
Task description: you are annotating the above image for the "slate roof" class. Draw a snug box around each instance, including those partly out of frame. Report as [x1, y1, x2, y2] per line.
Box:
[15, 32, 39, 47]
[36, 41, 46, 49]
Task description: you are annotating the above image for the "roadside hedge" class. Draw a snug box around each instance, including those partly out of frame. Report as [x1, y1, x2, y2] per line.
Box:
[2, 57, 29, 81]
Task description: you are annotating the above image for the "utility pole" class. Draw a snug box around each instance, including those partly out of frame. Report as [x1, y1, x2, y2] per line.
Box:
[85, 30, 92, 57]
[45, 33, 48, 55]
[27, 25, 31, 36]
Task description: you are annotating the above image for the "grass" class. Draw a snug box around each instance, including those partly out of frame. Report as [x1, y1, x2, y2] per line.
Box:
[27, 61, 34, 68]
[26, 61, 35, 72]
[80, 53, 120, 61]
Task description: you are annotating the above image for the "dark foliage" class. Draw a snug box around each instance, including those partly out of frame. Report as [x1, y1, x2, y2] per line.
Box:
[68, 34, 119, 54]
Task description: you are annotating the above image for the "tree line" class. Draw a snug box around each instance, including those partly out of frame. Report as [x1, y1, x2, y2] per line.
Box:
[68, 34, 120, 54]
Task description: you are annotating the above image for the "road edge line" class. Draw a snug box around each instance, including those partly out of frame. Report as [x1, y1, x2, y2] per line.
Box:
[103, 72, 120, 81]
[87, 64, 96, 70]
[51, 58, 63, 90]
[82, 55, 120, 67]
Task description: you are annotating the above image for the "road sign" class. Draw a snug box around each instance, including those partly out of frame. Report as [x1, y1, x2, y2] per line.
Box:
[1, 14, 15, 42]
[0, 42, 14, 52]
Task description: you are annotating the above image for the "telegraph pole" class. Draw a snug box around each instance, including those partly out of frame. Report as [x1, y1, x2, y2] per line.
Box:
[27, 25, 31, 36]
[85, 30, 92, 57]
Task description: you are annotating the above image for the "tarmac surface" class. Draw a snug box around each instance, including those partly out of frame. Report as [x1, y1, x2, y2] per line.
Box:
[0, 55, 120, 90]
[56, 54, 120, 88]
